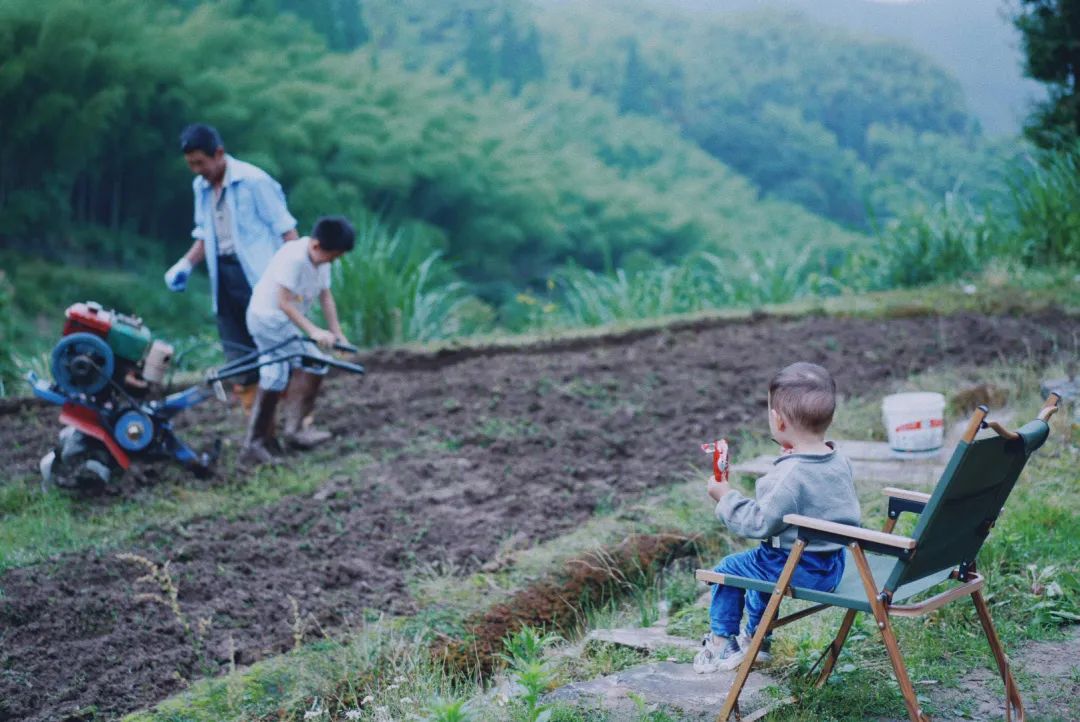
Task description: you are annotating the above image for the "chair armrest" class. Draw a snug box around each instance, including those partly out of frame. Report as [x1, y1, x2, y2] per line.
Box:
[696, 569, 726, 585]
[1039, 393, 1060, 422]
[883, 487, 931, 504]
[883, 487, 929, 523]
[783, 514, 917, 555]
[981, 393, 1057, 452]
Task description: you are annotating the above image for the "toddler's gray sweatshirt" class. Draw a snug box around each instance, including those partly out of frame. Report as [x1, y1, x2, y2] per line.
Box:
[715, 444, 861, 552]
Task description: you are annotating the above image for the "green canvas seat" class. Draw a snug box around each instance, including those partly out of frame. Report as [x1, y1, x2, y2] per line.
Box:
[696, 395, 1060, 722]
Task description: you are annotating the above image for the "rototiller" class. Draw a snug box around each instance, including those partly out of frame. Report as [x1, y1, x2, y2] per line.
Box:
[28, 301, 364, 489]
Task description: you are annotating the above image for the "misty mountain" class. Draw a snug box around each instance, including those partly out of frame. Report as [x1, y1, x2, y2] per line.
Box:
[660, 0, 1042, 137]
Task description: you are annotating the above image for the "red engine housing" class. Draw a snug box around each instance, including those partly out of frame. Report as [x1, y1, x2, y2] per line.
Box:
[63, 301, 113, 338]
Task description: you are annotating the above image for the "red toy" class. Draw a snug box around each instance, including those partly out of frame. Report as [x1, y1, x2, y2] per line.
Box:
[700, 439, 729, 482]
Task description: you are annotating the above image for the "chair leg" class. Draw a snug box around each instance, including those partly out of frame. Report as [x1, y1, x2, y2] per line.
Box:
[717, 539, 807, 722]
[813, 609, 858, 688]
[849, 544, 929, 722]
[813, 512, 896, 688]
[972, 590, 1024, 722]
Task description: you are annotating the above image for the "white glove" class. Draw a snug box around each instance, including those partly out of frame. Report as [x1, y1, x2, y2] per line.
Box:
[164, 257, 194, 292]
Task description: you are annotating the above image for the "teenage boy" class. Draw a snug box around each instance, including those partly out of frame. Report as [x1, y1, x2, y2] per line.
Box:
[241, 216, 355, 466]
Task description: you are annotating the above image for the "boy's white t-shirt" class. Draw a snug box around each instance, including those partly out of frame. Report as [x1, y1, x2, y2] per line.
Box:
[248, 237, 331, 325]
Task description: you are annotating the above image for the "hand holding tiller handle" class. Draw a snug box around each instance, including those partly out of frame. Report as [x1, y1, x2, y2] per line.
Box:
[301, 334, 358, 353]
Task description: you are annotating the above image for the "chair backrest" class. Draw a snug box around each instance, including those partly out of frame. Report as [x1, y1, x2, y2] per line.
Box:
[884, 417, 1050, 592]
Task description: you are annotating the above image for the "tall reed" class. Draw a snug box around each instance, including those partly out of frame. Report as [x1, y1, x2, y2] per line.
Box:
[331, 220, 483, 346]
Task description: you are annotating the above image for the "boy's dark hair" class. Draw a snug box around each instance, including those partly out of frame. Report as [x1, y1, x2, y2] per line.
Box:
[768, 362, 836, 434]
[180, 123, 224, 156]
[312, 215, 356, 252]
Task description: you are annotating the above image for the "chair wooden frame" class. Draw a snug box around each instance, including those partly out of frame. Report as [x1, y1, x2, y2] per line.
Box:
[696, 394, 1060, 722]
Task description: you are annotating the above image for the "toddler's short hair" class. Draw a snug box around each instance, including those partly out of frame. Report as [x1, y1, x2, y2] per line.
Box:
[312, 215, 356, 252]
[768, 362, 836, 434]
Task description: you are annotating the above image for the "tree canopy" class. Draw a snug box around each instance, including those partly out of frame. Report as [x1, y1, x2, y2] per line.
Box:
[367, 0, 1012, 226]
[1014, 0, 1080, 146]
[0, 0, 1014, 298]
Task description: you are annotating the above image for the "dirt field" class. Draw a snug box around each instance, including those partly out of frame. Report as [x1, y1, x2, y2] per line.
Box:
[0, 312, 1074, 721]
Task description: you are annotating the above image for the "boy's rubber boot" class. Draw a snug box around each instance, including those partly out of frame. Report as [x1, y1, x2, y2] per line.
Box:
[237, 383, 284, 453]
[281, 371, 332, 449]
[239, 388, 281, 467]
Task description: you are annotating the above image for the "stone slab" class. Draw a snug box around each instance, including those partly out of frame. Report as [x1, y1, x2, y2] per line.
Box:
[833, 439, 952, 463]
[548, 660, 781, 721]
[586, 626, 700, 652]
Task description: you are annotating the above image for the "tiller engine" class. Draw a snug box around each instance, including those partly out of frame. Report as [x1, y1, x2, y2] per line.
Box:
[28, 301, 364, 489]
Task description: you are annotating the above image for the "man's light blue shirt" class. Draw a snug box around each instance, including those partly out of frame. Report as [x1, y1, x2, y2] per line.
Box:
[192, 154, 297, 312]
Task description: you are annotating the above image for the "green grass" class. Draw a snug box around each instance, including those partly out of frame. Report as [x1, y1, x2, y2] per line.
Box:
[852, 191, 998, 290]
[508, 245, 839, 332]
[330, 217, 493, 347]
[407, 263, 1078, 367]
[534, 246, 1080, 335]
[123, 618, 471, 722]
[1012, 142, 1080, 266]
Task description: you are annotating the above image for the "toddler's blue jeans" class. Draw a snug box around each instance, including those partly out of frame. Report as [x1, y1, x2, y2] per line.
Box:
[709, 543, 845, 637]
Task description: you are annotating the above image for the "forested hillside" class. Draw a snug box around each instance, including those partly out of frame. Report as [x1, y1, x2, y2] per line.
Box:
[2, 0, 1064, 389]
[671, 0, 1043, 138]
[369, 0, 1017, 226]
[2, 0, 1002, 275]
[1, 0, 866, 290]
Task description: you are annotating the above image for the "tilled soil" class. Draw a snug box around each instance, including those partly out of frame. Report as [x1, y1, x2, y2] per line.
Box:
[0, 312, 1074, 721]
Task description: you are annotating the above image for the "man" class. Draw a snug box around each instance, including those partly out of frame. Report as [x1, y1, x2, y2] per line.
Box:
[164, 124, 298, 411]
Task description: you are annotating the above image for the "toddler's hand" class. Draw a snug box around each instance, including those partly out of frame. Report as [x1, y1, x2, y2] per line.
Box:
[701, 439, 730, 482]
[707, 478, 731, 502]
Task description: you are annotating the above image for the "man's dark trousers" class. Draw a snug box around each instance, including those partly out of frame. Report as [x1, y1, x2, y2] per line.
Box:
[215, 255, 259, 386]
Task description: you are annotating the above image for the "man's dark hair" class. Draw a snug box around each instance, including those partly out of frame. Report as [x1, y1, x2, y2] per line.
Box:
[312, 215, 356, 252]
[768, 362, 837, 434]
[180, 123, 224, 156]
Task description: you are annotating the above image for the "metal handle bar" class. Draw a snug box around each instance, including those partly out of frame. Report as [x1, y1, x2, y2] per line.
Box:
[206, 335, 364, 384]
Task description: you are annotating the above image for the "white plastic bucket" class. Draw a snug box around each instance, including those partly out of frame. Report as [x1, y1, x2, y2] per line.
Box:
[882, 392, 946, 455]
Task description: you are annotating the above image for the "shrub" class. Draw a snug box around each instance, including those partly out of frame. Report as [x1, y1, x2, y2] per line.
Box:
[525, 246, 832, 331]
[849, 192, 999, 290]
[1011, 144, 1080, 266]
[0, 272, 15, 394]
[330, 219, 491, 347]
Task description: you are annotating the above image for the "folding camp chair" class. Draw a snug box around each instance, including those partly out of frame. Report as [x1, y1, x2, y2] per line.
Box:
[696, 394, 1061, 722]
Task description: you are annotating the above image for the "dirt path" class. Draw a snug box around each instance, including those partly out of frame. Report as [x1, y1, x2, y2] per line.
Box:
[546, 624, 1080, 721]
[0, 312, 1074, 721]
[890, 627, 1080, 721]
